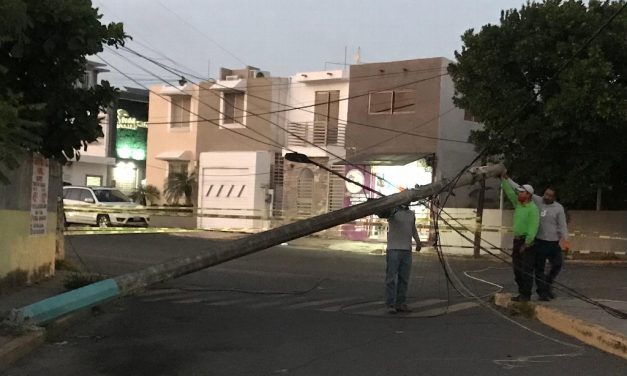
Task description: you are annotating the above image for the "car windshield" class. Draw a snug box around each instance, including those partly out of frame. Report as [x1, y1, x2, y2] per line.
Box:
[93, 189, 131, 203]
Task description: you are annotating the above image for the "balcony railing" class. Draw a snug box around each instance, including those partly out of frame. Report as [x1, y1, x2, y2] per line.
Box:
[287, 121, 345, 148]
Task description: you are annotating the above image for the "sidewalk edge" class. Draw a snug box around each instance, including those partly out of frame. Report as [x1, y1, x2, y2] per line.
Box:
[0, 308, 94, 371]
[0, 330, 45, 371]
[494, 292, 627, 360]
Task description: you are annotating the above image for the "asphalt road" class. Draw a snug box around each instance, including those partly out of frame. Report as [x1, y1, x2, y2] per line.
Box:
[3, 234, 626, 375]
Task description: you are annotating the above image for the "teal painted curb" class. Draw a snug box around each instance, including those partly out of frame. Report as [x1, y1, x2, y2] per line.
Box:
[13, 279, 120, 325]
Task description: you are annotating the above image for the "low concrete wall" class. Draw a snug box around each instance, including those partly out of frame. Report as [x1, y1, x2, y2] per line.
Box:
[438, 208, 504, 256]
[435, 208, 627, 255]
[568, 211, 627, 253]
[499, 209, 627, 255]
[148, 207, 627, 255]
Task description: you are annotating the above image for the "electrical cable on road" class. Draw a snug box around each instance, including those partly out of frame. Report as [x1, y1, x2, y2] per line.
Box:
[65, 235, 93, 274]
[435, 208, 627, 319]
[400, 1, 627, 319]
[155, 278, 328, 296]
[100, 51, 624, 317]
[92, 1, 627, 319]
[99, 50, 627, 318]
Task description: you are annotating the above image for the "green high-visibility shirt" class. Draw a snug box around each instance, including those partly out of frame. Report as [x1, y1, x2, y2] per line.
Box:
[501, 180, 540, 245]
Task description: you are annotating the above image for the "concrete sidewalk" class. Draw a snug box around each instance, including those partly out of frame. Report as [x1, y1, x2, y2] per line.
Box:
[495, 293, 627, 360]
[0, 271, 72, 370]
[0, 271, 71, 318]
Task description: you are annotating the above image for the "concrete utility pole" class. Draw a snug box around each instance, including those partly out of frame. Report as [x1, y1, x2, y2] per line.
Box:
[10, 164, 505, 326]
[473, 157, 487, 258]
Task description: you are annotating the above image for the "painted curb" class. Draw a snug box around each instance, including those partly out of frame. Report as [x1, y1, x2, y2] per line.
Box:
[0, 330, 45, 371]
[494, 292, 627, 360]
[10, 279, 120, 326]
[0, 307, 97, 371]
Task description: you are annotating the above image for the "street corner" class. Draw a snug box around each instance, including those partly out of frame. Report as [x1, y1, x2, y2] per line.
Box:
[0, 327, 45, 372]
[0, 296, 110, 372]
[533, 304, 627, 360]
[493, 292, 536, 318]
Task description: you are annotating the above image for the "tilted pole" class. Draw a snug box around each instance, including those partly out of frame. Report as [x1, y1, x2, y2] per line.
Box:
[473, 156, 488, 258]
[10, 164, 504, 326]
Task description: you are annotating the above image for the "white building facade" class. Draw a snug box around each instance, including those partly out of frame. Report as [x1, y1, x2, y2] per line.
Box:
[63, 61, 115, 187]
[197, 151, 274, 230]
[280, 70, 350, 222]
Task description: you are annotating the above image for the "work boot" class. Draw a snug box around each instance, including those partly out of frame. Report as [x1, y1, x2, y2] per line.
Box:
[511, 295, 530, 302]
[396, 304, 412, 313]
[538, 294, 551, 302]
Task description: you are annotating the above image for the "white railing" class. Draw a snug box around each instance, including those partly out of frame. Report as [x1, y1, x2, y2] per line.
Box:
[287, 121, 346, 148]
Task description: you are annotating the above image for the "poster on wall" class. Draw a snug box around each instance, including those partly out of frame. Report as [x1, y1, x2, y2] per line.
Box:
[30, 155, 49, 236]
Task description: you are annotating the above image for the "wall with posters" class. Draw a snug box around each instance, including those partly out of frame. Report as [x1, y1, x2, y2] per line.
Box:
[0, 154, 62, 290]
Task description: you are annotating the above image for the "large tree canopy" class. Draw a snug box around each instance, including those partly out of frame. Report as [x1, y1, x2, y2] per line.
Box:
[0, 0, 128, 183]
[448, 0, 627, 209]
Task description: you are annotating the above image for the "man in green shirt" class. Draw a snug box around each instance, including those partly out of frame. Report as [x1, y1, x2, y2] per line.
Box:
[501, 170, 540, 302]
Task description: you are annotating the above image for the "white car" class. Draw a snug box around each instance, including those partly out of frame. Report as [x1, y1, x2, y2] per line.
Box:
[63, 186, 150, 227]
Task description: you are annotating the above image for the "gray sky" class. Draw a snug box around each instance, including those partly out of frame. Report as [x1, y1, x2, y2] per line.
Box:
[94, 0, 527, 87]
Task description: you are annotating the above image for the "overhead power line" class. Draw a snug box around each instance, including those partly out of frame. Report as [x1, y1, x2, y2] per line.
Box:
[121, 47, 470, 145]
[123, 45, 449, 117]
[98, 55, 285, 152]
[155, 0, 248, 66]
[108, 47, 396, 188]
[110, 47, 434, 190]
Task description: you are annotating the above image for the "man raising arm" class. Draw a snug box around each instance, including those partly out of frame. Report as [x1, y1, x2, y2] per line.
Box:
[501, 170, 540, 302]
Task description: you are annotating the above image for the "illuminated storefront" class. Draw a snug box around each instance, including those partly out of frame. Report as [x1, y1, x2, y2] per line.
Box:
[111, 91, 149, 193]
[341, 159, 433, 241]
[371, 159, 433, 240]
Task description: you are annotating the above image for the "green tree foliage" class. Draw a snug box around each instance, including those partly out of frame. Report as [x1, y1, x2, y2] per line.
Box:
[0, 0, 128, 182]
[164, 172, 197, 206]
[129, 184, 161, 206]
[448, 0, 627, 209]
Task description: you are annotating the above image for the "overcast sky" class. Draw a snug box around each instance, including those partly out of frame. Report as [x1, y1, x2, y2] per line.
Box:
[94, 0, 528, 88]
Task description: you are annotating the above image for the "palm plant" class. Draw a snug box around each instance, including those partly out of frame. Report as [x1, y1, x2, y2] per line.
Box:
[164, 171, 196, 206]
[129, 184, 161, 206]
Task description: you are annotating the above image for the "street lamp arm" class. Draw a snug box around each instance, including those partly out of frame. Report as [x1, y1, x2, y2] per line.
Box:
[285, 151, 383, 196]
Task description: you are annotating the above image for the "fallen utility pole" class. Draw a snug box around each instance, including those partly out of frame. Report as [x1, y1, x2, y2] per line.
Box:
[9, 164, 504, 326]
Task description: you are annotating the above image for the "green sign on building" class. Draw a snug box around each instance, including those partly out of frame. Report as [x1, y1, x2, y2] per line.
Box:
[116, 109, 147, 161]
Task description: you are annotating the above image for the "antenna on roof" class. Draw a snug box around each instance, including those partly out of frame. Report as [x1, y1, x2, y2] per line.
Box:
[353, 47, 362, 64]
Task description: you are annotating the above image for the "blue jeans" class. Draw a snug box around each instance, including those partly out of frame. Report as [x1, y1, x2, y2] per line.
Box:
[385, 249, 412, 306]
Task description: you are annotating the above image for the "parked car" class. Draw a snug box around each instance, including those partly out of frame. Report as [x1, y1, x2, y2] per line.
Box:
[63, 186, 150, 227]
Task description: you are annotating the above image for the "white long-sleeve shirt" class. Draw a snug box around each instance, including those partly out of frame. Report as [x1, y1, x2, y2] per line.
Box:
[507, 178, 569, 241]
[386, 207, 420, 251]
